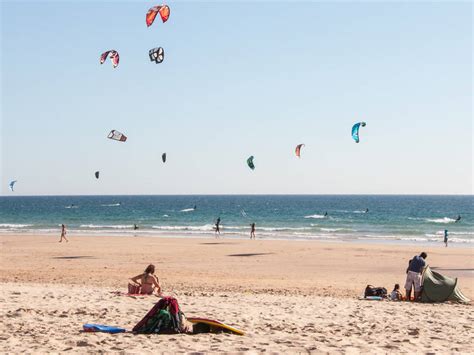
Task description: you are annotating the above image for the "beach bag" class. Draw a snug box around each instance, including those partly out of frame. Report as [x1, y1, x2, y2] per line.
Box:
[133, 296, 185, 334]
[128, 283, 141, 294]
[364, 285, 387, 298]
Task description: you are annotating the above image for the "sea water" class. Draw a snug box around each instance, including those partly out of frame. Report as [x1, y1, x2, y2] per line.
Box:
[0, 195, 472, 245]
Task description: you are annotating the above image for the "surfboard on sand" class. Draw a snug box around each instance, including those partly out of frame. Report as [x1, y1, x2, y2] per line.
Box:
[187, 317, 244, 336]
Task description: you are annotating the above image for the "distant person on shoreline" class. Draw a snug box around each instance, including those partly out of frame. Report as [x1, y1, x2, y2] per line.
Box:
[405, 252, 427, 301]
[59, 224, 68, 243]
[130, 264, 161, 295]
[250, 223, 256, 239]
[444, 229, 448, 247]
[455, 215, 461, 223]
[214, 217, 221, 237]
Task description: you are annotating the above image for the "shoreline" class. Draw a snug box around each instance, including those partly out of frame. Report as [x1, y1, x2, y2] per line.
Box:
[1, 230, 471, 248]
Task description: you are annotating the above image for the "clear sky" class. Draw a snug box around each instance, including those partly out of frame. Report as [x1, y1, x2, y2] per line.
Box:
[1, 1, 472, 195]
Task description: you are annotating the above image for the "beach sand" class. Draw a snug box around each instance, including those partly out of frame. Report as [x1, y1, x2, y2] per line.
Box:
[1, 234, 473, 353]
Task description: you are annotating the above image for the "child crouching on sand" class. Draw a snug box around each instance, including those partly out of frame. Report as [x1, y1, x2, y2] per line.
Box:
[390, 284, 403, 301]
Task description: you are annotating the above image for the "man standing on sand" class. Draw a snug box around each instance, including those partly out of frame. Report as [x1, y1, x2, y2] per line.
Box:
[59, 224, 68, 243]
[250, 223, 256, 239]
[405, 252, 427, 301]
[444, 229, 448, 247]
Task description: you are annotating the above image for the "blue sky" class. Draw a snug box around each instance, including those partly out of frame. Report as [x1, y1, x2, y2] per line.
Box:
[1, 1, 472, 195]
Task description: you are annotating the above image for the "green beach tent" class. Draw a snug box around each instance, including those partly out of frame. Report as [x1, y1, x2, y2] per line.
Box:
[421, 266, 470, 304]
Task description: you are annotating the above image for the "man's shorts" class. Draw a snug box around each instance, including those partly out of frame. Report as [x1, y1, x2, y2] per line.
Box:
[405, 270, 422, 292]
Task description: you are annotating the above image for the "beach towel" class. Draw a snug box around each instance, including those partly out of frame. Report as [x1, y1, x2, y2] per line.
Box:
[83, 324, 126, 334]
[128, 283, 141, 294]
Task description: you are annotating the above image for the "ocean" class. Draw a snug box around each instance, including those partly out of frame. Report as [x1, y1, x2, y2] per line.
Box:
[0, 195, 472, 245]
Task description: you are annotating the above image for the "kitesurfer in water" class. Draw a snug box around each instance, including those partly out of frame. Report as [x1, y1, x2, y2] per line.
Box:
[59, 224, 68, 243]
[193, 205, 197, 210]
[365, 208, 369, 213]
[133, 224, 139, 230]
[324, 212, 328, 217]
[250, 223, 256, 239]
[455, 215, 461, 223]
[214, 217, 221, 237]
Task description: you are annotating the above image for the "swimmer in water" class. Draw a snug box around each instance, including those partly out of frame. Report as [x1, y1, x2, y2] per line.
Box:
[324, 212, 328, 217]
[365, 208, 369, 213]
[455, 215, 461, 223]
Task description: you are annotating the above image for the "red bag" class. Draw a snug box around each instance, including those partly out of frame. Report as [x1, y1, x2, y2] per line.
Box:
[128, 283, 141, 294]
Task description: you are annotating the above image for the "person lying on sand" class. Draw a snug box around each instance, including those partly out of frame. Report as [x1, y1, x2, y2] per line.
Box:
[130, 264, 161, 295]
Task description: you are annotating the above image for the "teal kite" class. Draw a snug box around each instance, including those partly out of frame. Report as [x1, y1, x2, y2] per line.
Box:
[351, 122, 366, 143]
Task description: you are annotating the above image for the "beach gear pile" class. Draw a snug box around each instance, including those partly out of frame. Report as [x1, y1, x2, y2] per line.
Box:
[364, 285, 387, 298]
[133, 296, 187, 334]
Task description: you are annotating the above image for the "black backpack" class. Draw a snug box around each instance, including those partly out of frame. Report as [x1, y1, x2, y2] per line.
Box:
[364, 285, 387, 298]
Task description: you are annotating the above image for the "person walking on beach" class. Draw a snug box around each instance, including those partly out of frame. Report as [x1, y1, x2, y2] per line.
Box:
[250, 223, 256, 239]
[444, 229, 448, 247]
[214, 217, 221, 237]
[405, 252, 427, 301]
[59, 224, 68, 243]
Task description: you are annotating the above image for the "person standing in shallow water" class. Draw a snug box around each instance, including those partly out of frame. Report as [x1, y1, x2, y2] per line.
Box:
[250, 223, 256, 239]
[59, 224, 68, 242]
[444, 229, 448, 247]
[214, 217, 221, 238]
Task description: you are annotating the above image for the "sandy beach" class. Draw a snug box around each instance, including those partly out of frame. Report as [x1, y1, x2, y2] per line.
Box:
[1, 234, 473, 353]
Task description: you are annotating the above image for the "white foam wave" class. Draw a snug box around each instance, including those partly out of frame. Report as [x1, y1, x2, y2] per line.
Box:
[101, 203, 121, 207]
[180, 208, 195, 212]
[152, 224, 215, 231]
[304, 214, 326, 219]
[79, 224, 134, 229]
[320, 228, 355, 232]
[65, 205, 78, 209]
[162, 214, 169, 217]
[0, 223, 32, 228]
[425, 217, 456, 224]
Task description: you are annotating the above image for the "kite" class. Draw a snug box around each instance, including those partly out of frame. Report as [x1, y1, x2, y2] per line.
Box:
[107, 130, 127, 142]
[162, 153, 166, 163]
[95, 171, 100, 179]
[100, 50, 120, 68]
[149, 47, 164, 64]
[295, 144, 305, 158]
[146, 5, 170, 27]
[351, 122, 366, 143]
[247, 156, 255, 170]
[9, 180, 17, 191]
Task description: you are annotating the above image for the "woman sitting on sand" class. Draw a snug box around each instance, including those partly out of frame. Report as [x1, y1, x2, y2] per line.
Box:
[130, 264, 161, 295]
